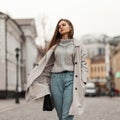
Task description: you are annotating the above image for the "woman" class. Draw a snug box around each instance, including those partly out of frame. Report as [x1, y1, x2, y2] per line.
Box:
[25, 19, 88, 120]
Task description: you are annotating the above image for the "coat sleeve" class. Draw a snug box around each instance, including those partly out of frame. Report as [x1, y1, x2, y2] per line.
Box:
[81, 42, 88, 84]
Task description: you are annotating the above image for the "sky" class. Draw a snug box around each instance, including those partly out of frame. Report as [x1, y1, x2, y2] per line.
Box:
[0, 0, 120, 46]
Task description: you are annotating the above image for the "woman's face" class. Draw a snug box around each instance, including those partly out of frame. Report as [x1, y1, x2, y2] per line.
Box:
[58, 20, 71, 37]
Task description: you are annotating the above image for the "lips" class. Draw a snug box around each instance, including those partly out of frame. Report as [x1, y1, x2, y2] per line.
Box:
[61, 29, 64, 32]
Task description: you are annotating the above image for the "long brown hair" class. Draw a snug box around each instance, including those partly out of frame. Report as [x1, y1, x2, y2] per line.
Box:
[47, 19, 74, 50]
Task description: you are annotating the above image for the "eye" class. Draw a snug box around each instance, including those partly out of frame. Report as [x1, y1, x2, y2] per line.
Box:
[62, 23, 66, 26]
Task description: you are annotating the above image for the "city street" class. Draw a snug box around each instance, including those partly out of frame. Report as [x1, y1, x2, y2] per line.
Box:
[0, 97, 120, 120]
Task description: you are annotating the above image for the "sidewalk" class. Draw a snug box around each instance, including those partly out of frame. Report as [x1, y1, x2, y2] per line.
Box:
[0, 97, 120, 120]
[0, 98, 26, 113]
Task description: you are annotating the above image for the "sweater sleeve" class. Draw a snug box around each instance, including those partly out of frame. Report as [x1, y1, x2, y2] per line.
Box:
[43, 53, 55, 77]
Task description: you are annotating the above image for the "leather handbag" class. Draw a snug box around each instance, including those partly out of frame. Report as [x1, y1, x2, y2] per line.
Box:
[43, 94, 54, 111]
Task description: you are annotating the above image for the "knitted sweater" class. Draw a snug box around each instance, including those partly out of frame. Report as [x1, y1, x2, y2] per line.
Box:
[51, 39, 75, 73]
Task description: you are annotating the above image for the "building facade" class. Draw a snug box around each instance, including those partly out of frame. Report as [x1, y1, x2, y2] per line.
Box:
[80, 34, 107, 58]
[87, 56, 106, 83]
[86, 56, 107, 95]
[0, 12, 37, 98]
[111, 44, 120, 93]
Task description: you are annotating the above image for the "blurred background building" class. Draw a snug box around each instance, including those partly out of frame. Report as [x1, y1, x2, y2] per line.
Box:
[110, 37, 120, 96]
[0, 12, 37, 98]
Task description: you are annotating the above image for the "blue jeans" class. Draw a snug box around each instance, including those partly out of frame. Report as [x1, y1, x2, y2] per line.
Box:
[50, 71, 74, 120]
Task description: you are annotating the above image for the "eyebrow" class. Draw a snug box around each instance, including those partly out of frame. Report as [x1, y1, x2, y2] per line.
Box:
[58, 22, 66, 26]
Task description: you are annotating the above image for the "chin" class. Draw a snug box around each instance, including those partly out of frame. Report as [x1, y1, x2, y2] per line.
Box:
[61, 32, 67, 35]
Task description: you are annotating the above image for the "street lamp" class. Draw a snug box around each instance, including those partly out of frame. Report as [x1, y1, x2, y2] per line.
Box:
[15, 48, 20, 104]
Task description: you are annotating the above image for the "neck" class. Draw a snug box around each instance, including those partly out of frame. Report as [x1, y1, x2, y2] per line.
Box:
[62, 34, 68, 39]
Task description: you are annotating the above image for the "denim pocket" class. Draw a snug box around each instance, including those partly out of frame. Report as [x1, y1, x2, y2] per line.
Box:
[65, 72, 74, 82]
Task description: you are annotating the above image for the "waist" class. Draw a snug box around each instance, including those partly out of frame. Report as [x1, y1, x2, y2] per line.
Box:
[52, 70, 74, 74]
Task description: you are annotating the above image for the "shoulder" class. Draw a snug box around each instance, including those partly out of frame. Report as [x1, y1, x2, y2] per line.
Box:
[73, 38, 86, 47]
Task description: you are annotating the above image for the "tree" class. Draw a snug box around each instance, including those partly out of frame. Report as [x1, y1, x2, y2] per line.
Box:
[35, 14, 49, 47]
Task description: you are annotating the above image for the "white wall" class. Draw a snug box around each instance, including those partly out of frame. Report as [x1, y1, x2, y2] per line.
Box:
[0, 18, 7, 90]
[0, 14, 38, 94]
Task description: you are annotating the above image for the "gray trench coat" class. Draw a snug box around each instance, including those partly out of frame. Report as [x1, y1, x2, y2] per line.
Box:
[25, 38, 88, 116]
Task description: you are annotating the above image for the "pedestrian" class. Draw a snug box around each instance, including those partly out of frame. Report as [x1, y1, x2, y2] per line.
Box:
[25, 18, 88, 120]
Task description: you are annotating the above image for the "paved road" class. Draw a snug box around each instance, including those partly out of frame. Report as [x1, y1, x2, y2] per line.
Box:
[0, 97, 120, 120]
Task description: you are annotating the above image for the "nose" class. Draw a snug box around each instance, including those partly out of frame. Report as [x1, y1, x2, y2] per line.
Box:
[60, 26, 63, 29]
[61, 24, 65, 28]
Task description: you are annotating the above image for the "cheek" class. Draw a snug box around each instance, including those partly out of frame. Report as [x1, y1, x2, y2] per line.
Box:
[66, 25, 71, 31]
[66, 27, 71, 32]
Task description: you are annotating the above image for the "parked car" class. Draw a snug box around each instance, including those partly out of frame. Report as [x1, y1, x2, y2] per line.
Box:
[85, 82, 97, 96]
